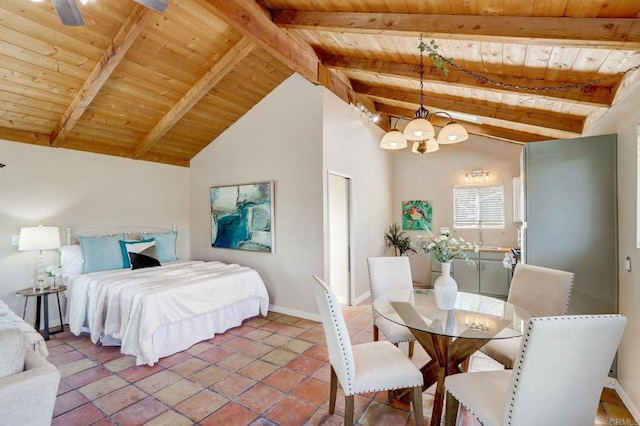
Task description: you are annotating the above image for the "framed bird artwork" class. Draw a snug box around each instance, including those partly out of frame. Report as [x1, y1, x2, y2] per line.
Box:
[402, 200, 433, 230]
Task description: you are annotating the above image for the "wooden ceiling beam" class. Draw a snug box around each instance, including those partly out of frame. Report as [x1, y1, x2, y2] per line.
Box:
[324, 55, 614, 107]
[354, 82, 584, 135]
[50, 5, 153, 148]
[204, 0, 381, 122]
[272, 10, 640, 50]
[132, 37, 256, 159]
[204, 1, 318, 83]
[375, 104, 545, 144]
[611, 66, 640, 106]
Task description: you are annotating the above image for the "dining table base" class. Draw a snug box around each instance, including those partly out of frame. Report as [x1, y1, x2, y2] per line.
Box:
[383, 297, 529, 426]
[410, 329, 491, 426]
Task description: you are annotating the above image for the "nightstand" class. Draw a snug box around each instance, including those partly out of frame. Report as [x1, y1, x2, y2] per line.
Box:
[15, 285, 66, 340]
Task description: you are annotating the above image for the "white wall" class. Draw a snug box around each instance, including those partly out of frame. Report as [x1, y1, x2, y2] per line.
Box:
[322, 90, 393, 303]
[0, 140, 190, 325]
[189, 74, 325, 319]
[583, 85, 640, 417]
[190, 75, 394, 317]
[392, 136, 522, 284]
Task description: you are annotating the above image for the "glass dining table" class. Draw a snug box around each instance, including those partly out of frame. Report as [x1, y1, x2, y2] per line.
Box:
[372, 289, 532, 426]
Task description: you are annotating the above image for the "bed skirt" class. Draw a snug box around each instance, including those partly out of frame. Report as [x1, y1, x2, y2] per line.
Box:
[100, 297, 261, 365]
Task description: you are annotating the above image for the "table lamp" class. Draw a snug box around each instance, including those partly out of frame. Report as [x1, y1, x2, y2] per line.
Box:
[18, 225, 61, 291]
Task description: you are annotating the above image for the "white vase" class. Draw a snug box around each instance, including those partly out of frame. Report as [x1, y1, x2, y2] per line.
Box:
[434, 262, 458, 310]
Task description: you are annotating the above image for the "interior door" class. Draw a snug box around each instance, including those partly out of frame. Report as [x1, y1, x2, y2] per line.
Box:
[328, 173, 352, 305]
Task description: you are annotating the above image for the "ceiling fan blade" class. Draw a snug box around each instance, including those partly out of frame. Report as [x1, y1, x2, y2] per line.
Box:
[51, 0, 85, 26]
[133, 0, 169, 13]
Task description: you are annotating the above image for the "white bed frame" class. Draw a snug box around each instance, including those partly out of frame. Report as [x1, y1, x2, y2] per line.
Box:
[66, 225, 177, 245]
[64, 225, 265, 366]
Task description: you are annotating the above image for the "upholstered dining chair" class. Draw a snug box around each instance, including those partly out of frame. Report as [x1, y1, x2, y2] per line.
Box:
[444, 314, 626, 426]
[366, 256, 416, 357]
[479, 263, 575, 369]
[311, 275, 424, 426]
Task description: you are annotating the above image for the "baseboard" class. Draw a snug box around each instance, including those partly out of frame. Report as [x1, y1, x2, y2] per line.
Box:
[268, 304, 320, 322]
[269, 290, 370, 322]
[352, 290, 371, 306]
[612, 379, 640, 423]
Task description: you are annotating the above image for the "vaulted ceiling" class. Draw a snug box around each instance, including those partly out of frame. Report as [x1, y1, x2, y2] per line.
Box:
[1, 0, 639, 166]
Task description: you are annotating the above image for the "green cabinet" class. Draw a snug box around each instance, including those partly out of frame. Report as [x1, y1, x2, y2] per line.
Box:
[451, 251, 511, 299]
[452, 254, 479, 293]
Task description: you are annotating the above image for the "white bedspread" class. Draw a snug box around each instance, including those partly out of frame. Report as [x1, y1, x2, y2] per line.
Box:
[67, 261, 269, 365]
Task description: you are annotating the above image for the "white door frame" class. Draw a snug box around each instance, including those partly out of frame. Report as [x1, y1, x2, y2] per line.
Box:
[327, 171, 354, 305]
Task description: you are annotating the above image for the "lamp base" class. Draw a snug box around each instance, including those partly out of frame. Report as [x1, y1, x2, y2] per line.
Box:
[32, 280, 48, 292]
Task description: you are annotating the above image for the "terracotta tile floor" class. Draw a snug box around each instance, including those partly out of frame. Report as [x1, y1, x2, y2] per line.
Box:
[48, 301, 635, 425]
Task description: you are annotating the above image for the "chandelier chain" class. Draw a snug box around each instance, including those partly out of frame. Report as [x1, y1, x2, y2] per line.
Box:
[419, 35, 425, 106]
[420, 40, 640, 93]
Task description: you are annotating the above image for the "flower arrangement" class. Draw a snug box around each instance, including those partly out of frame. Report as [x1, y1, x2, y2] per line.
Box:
[414, 231, 478, 264]
[45, 264, 62, 278]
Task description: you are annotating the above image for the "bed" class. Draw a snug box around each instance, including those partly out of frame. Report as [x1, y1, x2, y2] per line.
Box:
[62, 226, 269, 366]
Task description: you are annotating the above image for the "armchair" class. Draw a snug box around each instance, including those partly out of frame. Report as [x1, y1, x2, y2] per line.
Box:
[0, 329, 61, 425]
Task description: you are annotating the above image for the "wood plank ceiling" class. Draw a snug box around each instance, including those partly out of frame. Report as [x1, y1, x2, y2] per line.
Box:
[1, 0, 639, 166]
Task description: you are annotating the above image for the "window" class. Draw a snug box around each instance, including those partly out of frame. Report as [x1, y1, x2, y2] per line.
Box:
[453, 184, 505, 229]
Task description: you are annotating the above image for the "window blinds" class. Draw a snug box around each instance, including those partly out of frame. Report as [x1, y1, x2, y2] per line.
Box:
[453, 184, 505, 228]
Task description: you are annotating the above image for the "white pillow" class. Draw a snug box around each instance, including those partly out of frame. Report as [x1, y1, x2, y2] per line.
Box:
[58, 244, 84, 277]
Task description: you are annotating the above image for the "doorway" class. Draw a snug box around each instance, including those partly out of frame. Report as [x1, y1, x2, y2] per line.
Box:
[328, 172, 352, 305]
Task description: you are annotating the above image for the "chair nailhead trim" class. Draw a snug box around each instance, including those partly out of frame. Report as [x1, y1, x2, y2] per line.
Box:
[326, 290, 353, 392]
[506, 314, 620, 425]
[324, 286, 423, 395]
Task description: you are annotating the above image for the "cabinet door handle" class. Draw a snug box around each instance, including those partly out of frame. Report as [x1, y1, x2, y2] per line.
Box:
[481, 263, 485, 271]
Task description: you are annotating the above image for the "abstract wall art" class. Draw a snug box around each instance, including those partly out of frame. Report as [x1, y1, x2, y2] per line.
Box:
[402, 200, 433, 230]
[211, 182, 274, 252]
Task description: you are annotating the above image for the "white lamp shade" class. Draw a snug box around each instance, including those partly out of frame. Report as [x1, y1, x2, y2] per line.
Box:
[380, 129, 408, 150]
[403, 117, 435, 141]
[18, 226, 61, 251]
[437, 122, 469, 144]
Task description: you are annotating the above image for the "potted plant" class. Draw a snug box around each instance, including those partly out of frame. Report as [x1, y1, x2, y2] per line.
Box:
[384, 224, 416, 256]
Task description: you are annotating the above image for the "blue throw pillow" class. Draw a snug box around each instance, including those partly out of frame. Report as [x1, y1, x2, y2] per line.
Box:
[78, 234, 126, 273]
[140, 231, 177, 263]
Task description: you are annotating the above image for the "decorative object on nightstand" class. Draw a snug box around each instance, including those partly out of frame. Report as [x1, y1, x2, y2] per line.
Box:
[45, 264, 63, 288]
[18, 226, 61, 291]
[414, 230, 478, 310]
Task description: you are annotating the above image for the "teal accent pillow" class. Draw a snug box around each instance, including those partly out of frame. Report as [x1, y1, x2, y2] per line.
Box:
[78, 234, 125, 273]
[119, 239, 155, 268]
[140, 231, 177, 262]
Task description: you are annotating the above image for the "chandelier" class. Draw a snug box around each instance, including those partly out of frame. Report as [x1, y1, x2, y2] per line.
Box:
[380, 35, 469, 155]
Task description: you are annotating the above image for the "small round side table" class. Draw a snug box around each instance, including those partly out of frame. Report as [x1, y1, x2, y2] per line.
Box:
[16, 285, 67, 341]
